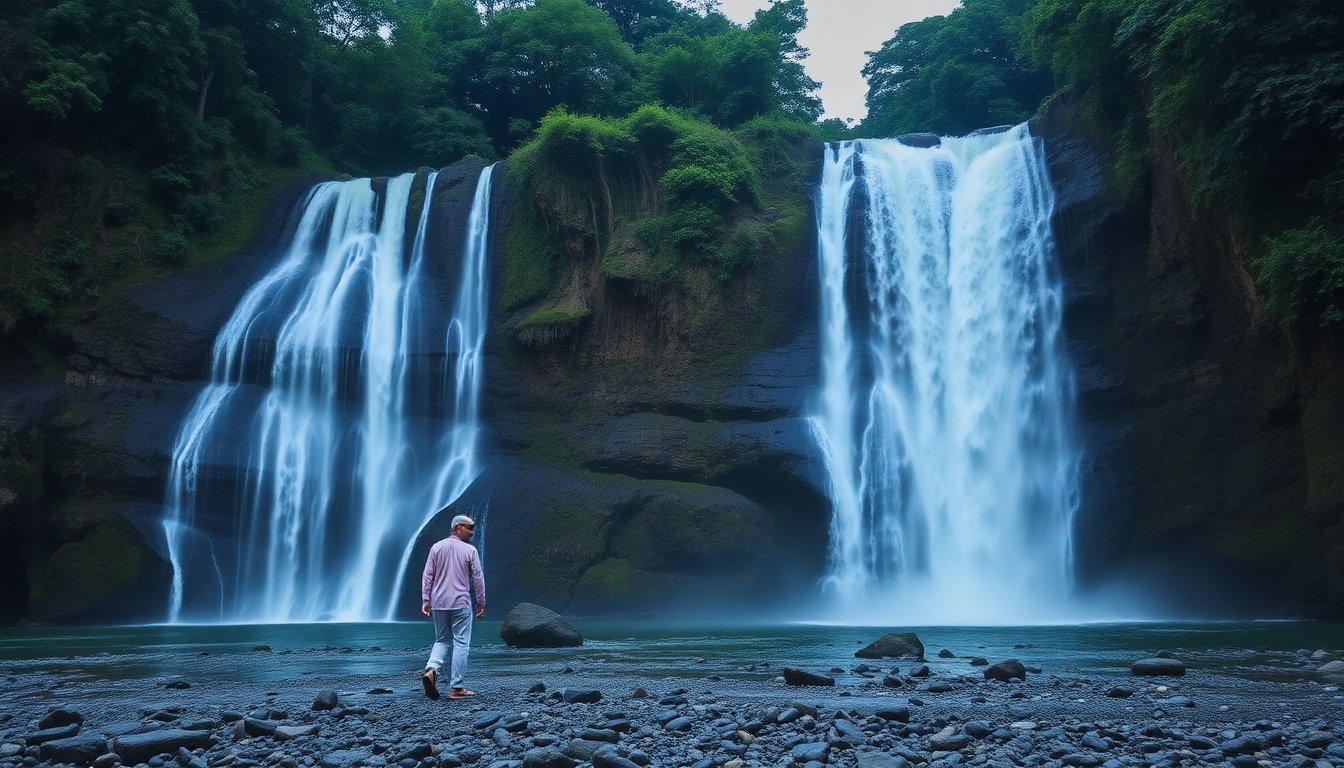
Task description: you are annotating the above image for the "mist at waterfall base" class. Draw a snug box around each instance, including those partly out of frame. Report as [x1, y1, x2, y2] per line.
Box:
[809, 125, 1148, 626]
[161, 167, 494, 624]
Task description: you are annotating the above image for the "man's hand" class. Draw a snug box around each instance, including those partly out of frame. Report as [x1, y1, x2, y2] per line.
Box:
[475, 602, 486, 619]
[421, 601, 431, 617]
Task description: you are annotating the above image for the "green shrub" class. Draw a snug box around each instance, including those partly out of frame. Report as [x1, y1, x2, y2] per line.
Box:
[1254, 219, 1344, 329]
[155, 225, 193, 265]
[507, 103, 808, 293]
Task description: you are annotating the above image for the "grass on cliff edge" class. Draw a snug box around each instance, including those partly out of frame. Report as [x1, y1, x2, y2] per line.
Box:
[501, 106, 815, 312]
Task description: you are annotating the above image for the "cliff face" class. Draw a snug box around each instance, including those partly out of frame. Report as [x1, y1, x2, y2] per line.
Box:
[403, 147, 832, 618]
[3, 111, 1343, 624]
[0, 171, 335, 623]
[1038, 98, 1344, 618]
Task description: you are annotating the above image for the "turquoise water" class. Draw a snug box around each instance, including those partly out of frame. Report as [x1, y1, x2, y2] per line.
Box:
[1, 622, 1338, 686]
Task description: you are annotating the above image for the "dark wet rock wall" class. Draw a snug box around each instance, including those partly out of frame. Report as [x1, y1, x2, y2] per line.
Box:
[1036, 95, 1344, 618]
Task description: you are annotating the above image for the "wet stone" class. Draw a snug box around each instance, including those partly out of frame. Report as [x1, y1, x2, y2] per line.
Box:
[560, 689, 601, 704]
[874, 707, 910, 723]
[1081, 734, 1110, 751]
[792, 742, 831, 763]
[1221, 737, 1263, 755]
[38, 709, 84, 730]
[38, 734, 107, 764]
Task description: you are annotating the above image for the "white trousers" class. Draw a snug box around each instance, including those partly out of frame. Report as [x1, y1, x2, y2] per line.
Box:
[427, 607, 472, 688]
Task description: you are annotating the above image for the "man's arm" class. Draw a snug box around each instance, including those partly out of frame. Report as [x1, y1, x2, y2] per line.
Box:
[471, 549, 486, 618]
[421, 543, 439, 616]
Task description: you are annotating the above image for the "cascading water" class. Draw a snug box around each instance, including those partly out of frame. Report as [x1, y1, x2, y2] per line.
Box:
[811, 126, 1080, 624]
[163, 165, 495, 623]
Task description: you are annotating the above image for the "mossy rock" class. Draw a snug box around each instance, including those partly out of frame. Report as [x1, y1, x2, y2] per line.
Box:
[29, 515, 163, 622]
[572, 558, 642, 602]
[608, 483, 776, 572]
[520, 503, 611, 604]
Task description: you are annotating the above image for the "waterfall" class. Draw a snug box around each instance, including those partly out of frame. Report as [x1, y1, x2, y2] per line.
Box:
[163, 165, 496, 623]
[811, 126, 1080, 624]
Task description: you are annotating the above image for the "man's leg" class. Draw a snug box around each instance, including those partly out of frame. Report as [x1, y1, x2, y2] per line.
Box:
[447, 606, 473, 692]
[424, 610, 453, 699]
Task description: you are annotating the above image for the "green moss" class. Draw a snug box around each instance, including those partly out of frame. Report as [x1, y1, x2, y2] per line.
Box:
[574, 557, 639, 600]
[190, 165, 318, 267]
[610, 486, 773, 571]
[521, 504, 608, 595]
[500, 184, 561, 310]
[519, 305, 591, 329]
[29, 517, 149, 620]
[505, 104, 814, 297]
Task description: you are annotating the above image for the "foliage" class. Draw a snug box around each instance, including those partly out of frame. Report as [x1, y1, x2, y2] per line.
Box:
[636, 0, 819, 127]
[509, 104, 776, 283]
[861, 0, 1050, 137]
[1253, 220, 1344, 329]
[0, 0, 821, 338]
[1023, 0, 1344, 330]
[474, 0, 638, 151]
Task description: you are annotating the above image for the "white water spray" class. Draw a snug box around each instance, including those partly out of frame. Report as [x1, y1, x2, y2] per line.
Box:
[163, 166, 496, 623]
[811, 127, 1080, 624]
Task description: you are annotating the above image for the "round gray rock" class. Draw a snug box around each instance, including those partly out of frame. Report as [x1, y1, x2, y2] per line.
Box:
[855, 632, 925, 660]
[984, 659, 1027, 682]
[500, 603, 583, 647]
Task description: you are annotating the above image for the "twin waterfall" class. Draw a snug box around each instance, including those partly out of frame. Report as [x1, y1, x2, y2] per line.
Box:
[160, 125, 1077, 624]
[812, 127, 1080, 624]
[163, 167, 494, 623]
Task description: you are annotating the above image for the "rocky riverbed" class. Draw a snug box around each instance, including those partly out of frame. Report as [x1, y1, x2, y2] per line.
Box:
[2, 633, 1342, 768]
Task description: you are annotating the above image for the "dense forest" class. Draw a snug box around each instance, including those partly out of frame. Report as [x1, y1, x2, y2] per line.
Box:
[1, 0, 1341, 344]
[0, 0, 827, 345]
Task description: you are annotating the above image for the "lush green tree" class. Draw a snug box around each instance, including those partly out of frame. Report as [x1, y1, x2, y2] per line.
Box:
[862, 0, 1049, 137]
[1027, 0, 1344, 330]
[746, 0, 820, 123]
[476, 0, 638, 150]
[639, 28, 776, 126]
[636, 0, 819, 128]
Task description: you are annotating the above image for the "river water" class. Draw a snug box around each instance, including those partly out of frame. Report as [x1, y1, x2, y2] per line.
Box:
[2, 622, 1338, 688]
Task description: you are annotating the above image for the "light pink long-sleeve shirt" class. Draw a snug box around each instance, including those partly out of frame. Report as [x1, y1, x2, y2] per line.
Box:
[422, 535, 486, 610]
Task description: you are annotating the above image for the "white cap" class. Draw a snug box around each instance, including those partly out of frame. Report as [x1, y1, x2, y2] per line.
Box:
[451, 514, 475, 528]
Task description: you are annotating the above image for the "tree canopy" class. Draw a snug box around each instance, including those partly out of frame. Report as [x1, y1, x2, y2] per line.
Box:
[0, 0, 823, 336]
[860, 0, 1049, 137]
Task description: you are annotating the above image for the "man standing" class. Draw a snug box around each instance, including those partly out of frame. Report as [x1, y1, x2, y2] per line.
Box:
[421, 514, 486, 700]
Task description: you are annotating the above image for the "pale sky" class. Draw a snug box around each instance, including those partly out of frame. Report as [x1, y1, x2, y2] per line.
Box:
[718, 0, 961, 123]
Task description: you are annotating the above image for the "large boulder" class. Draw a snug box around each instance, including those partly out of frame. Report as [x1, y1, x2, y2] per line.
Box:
[984, 659, 1027, 682]
[782, 667, 835, 686]
[500, 603, 583, 647]
[855, 632, 925, 660]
